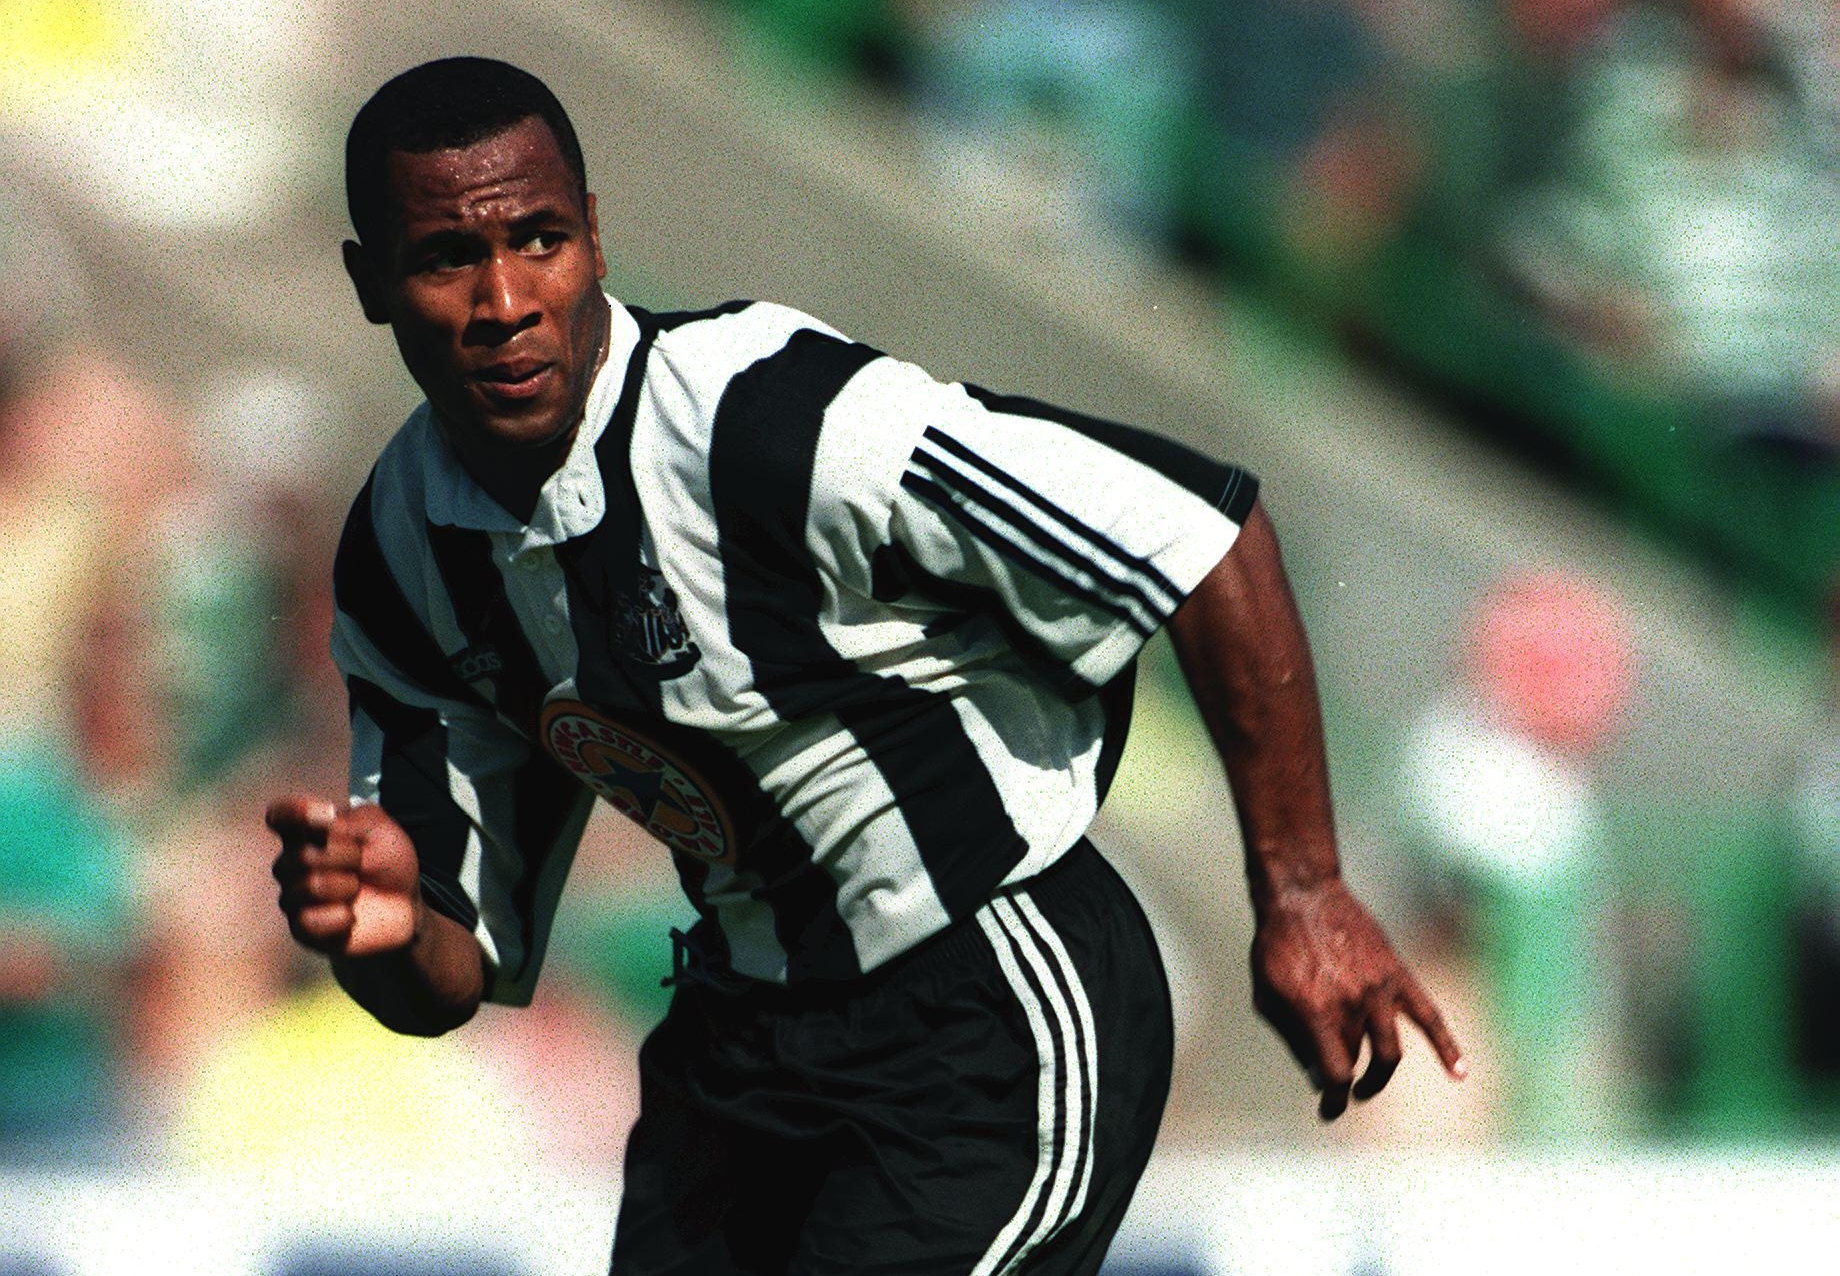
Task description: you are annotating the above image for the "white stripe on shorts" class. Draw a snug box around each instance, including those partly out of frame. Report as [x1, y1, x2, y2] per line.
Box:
[972, 889, 1096, 1276]
[1010, 891, 1101, 1223]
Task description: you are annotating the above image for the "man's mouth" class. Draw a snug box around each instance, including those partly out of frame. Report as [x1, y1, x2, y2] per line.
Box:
[474, 360, 555, 401]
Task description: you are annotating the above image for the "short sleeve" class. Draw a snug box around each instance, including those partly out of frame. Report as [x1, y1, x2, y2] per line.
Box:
[331, 479, 593, 1006]
[854, 370, 1258, 691]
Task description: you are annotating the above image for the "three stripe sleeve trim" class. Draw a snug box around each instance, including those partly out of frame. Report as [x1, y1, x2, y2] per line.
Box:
[959, 382, 1259, 519]
[909, 445, 1169, 627]
[901, 472, 1156, 639]
[920, 425, 1185, 610]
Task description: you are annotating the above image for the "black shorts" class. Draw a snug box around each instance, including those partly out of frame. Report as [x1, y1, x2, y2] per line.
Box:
[609, 840, 1175, 1276]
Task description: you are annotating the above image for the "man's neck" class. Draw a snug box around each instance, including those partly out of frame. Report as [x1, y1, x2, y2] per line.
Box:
[450, 428, 578, 524]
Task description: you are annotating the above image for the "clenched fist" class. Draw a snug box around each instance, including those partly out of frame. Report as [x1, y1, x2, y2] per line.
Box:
[264, 795, 484, 1036]
[267, 797, 421, 958]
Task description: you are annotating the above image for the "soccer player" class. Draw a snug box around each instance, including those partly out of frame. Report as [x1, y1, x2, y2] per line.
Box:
[267, 57, 1463, 1276]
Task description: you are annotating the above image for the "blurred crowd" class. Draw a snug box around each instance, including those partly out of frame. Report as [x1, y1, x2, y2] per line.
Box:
[0, 1, 1837, 1239]
[744, 0, 1840, 606]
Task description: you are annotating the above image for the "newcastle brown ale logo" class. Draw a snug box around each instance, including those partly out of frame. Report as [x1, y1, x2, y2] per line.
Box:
[540, 700, 734, 864]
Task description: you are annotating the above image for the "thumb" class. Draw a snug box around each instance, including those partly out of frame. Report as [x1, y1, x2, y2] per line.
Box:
[266, 794, 338, 841]
[345, 889, 418, 957]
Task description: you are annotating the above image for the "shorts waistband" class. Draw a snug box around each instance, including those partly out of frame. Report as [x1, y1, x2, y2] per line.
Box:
[683, 839, 1104, 1013]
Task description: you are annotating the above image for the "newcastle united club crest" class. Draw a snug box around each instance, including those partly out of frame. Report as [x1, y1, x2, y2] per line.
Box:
[616, 563, 700, 672]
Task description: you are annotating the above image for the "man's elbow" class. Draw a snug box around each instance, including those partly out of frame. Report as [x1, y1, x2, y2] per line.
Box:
[374, 997, 480, 1038]
[331, 957, 484, 1038]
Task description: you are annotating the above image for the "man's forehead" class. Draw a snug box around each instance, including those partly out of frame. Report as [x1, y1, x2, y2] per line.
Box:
[384, 117, 575, 226]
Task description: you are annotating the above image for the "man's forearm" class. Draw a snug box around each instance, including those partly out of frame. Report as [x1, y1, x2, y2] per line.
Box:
[1167, 501, 1465, 1107]
[331, 901, 485, 1037]
[1165, 501, 1340, 916]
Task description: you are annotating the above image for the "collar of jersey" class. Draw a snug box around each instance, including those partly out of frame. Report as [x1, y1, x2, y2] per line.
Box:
[421, 293, 639, 547]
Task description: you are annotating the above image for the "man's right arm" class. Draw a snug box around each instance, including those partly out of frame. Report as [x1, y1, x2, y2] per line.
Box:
[267, 796, 485, 1036]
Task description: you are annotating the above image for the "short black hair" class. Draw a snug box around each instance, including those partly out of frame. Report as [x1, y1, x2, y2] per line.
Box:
[345, 57, 588, 248]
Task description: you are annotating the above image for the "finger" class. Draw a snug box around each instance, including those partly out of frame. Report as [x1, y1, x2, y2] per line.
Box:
[1400, 977, 1468, 1079]
[325, 806, 369, 860]
[1254, 987, 1322, 1080]
[278, 870, 361, 913]
[1353, 1003, 1402, 1101]
[305, 818, 366, 872]
[288, 901, 355, 950]
[1342, 1014, 1366, 1074]
[265, 796, 338, 840]
[1310, 1021, 1356, 1121]
[308, 868, 361, 902]
[274, 838, 360, 882]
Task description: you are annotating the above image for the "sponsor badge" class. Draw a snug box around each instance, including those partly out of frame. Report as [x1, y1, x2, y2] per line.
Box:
[540, 700, 735, 864]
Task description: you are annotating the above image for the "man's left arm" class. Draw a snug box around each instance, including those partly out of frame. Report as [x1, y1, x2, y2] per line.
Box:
[1165, 500, 1466, 1119]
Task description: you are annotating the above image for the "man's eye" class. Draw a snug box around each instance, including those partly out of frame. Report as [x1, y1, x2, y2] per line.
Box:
[520, 231, 564, 254]
[418, 246, 471, 272]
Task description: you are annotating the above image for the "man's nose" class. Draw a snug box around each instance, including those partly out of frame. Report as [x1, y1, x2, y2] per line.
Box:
[470, 250, 538, 333]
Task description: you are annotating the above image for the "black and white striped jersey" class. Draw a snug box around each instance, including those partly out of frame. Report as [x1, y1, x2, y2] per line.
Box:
[331, 295, 1257, 1002]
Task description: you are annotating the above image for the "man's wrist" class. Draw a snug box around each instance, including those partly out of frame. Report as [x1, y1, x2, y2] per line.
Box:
[1246, 849, 1342, 921]
[329, 889, 483, 1036]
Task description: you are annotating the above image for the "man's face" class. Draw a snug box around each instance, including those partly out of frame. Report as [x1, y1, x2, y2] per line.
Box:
[346, 116, 609, 455]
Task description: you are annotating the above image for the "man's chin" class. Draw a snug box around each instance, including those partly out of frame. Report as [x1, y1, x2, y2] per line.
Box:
[453, 374, 575, 441]
[485, 416, 577, 451]
[439, 405, 579, 457]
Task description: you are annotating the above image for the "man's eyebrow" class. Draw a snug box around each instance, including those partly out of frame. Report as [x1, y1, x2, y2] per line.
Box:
[395, 224, 476, 263]
[395, 201, 578, 260]
[507, 204, 575, 231]
[406, 225, 474, 246]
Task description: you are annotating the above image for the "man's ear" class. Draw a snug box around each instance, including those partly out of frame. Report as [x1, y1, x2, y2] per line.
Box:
[586, 193, 607, 281]
[342, 239, 391, 325]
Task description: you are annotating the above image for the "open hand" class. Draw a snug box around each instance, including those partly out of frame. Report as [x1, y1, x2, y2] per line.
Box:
[1251, 878, 1464, 1119]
